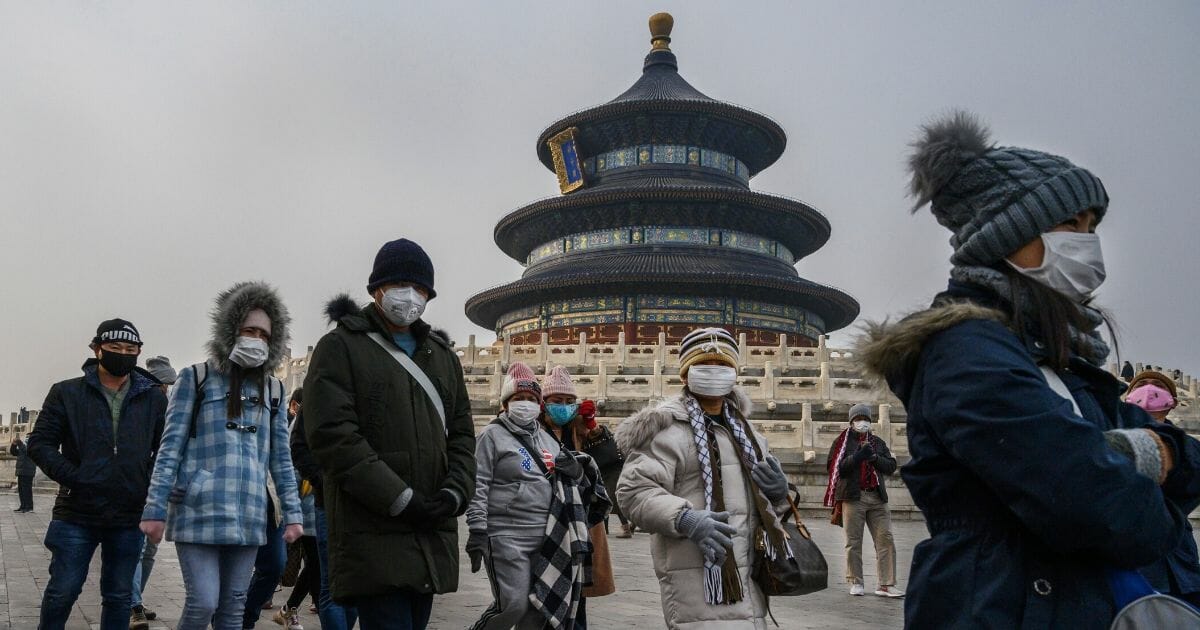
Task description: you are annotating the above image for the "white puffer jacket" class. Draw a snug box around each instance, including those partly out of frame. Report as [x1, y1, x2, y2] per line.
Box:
[615, 388, 782, 630]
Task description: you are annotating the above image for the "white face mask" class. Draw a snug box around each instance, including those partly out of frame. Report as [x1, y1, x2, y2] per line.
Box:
[506, 400, 542, 427]
[380, 287, 427, 327]
[1007, 232, 1106, 303]
[852, 420, 871, 434]
[687, 365, 738, 397]
[229, 336, 269, 369]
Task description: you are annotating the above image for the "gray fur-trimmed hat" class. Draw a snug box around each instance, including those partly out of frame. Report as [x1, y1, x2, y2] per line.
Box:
[908, 111, 1109, 266]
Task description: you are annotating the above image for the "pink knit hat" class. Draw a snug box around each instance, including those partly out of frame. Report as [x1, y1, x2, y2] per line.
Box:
[542, 366, 577, 398]
[501, 362, 542, 404]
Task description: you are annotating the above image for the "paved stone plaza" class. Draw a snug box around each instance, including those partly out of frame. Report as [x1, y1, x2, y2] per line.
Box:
[0, 491, 918, 629]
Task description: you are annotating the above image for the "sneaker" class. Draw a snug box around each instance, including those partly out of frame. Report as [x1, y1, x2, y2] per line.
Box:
[273, 606, 304, 630]
[144, 607, 157, 621]
[849, 583, 865, 596]
[129, 606, 149, 630]
[616, 523, 633, 539]
[262, 598, 275, 610]
[875, 585, 905, 598]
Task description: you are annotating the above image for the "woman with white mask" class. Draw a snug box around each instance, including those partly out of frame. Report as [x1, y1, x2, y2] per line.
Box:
[615, 327, 791, 629]
[859, 111, 1200, 628]
[140, 282, 304, 630]
[467, 362, 598, 629]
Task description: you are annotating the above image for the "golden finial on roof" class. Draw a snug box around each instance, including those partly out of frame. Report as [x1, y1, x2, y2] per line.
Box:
[649, 12, 674, 51]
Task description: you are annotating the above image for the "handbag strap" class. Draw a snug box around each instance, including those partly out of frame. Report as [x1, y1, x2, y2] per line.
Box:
[367, 332, 446, 435]
[727, 407, 813, 540]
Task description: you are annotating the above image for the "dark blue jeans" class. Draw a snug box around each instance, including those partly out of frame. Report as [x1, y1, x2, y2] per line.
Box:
[241, 516, 286, 627]
[39, 519, 143, 630]
[315, 507, 357, 629]
[352, 590, 432, 630]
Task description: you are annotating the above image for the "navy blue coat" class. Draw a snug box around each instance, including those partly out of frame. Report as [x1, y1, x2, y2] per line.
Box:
[861, 282, 1200, 629]
[1139, 419, 1200, 597]
[28, 360, 167, 528]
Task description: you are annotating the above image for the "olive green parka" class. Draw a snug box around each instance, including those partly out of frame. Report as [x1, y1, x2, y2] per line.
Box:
[304, 296, 476, 600]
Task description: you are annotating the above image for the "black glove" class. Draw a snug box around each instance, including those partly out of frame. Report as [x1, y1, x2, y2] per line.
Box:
[466, 530, 488, 573]
[398, 490, 434, 526]
[555, 450, 584, 481]
[426, 488, 459, 520]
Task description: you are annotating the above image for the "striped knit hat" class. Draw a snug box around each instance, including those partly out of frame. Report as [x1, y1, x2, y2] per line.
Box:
[678, 327, 739, 377]
[908, 111, 1108, 266]
[501, 361, 542, 404]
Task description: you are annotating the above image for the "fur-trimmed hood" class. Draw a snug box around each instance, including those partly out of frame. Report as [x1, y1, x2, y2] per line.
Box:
[856, 301, 1006, 396]
[615, 387, 753, 456]
[206, 281, 291, 373]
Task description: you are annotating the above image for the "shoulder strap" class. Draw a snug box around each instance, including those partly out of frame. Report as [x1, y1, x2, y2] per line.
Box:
[490, 416, 551, 476]
[189, 362, 208, 439]
[366, 332, 447, 435]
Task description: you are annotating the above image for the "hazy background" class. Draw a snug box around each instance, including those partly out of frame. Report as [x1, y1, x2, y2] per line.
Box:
[2, 1, 1197, 413]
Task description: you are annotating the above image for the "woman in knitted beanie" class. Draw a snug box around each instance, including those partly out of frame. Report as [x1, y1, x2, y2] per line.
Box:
[860, 111, 1200, 628]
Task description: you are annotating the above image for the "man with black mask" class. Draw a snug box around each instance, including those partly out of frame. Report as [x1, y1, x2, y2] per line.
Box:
[28, 318, 167, 630]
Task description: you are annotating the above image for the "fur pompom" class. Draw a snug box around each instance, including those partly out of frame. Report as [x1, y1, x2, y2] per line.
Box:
[907, 110, 992, 211]
[324, 293, 361, 325]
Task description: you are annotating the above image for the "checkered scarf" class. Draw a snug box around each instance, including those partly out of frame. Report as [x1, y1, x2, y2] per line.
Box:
[529, 463, 594, 628]
[683, 393, 793, 605]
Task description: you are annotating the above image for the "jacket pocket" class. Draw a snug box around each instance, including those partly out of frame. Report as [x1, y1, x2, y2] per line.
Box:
[487, 481, 525, 518]
[183, 469, 214, 509]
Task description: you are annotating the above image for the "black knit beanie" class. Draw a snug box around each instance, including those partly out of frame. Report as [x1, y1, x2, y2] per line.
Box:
[366, 238, 436, 298]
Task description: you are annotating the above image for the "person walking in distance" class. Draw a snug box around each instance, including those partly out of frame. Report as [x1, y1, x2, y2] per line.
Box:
[304, 238, 476, 630]
[10, 434, 35, 513]
[27, 319, 167, 630]
[825, 404, 902, 598]
[128, 355, 178, 628]
[139, 282, 304, 630]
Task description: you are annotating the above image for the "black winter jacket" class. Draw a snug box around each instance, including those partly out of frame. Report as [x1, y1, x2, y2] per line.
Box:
[289, 410, 324, 508]
[10, 438, 35, 476]
[27, 361, 167, 527]
[829, 433, 897, 503]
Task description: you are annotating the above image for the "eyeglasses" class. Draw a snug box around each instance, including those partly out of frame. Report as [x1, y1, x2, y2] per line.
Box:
[226, 422, 258, 433]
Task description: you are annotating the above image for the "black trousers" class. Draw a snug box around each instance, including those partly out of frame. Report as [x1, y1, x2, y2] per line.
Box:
[17, 474, 33, 510]
[286, 535, 320, 609]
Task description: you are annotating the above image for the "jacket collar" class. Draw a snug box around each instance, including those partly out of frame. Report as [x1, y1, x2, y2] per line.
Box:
[81, 359, 160, 398]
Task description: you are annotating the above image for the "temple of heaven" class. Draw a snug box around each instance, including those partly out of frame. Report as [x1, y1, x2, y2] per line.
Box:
[466, 13, 859, 346]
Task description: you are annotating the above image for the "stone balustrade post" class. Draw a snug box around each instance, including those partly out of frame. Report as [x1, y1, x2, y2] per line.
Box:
[879, 403, 892, 448]
[466, 335, 477, 367]
[801, 402, 814, 448]
[491, 361, 503, 399]
[578, 332, 589, 367]
[657, 332, 668, 365]
[597, 360, 609, 399]
[502, 333, 512, 367]
[778, 335, 789, 370]
[653, 359, 664, 398]
[820, 360, 832, 398]
[617, 331, 627, 366]
[738, 333, 748, 360]
[764, 360, 776, 399]
[539, 332, 549, 365]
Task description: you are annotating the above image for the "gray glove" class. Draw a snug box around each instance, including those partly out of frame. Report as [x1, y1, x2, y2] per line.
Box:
[751, 456, 789, 503]
[554, 450, 584, 481]
[466, 530, 487, 573]
[676, 509, 737, 565]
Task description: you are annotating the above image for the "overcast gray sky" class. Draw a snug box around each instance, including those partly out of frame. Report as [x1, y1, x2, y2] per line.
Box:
[2, 1, 1198, 414]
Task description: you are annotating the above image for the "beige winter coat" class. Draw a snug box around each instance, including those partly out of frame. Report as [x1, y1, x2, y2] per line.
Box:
[615, 388, 780, 630]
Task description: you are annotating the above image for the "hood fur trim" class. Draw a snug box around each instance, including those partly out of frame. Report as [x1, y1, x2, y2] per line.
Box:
[856, 301, 1006, 386]
[325, 293, 361, 325]
[615, 387, 753, 455]
[207, 281, 291, 373]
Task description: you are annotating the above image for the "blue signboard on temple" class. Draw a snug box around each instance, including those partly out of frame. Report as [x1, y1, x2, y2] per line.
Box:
[548, 127, 586, 194]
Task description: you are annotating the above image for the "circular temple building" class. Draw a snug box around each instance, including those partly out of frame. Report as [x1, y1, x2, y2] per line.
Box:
[466, 13, 859, 346]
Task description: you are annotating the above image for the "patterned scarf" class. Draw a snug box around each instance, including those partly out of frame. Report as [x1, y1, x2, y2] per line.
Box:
[683, 393, 794, 605]
[950, 265, 1111, 365]
[528, 463, 593, 629]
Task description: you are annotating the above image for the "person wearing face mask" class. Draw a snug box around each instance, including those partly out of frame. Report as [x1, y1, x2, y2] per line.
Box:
[859, 111, 1200, 628]
[467, 362, 603, 629]
[1124, 371, 1200, 607]
[139, 282, 304, 630]
[304, 238, 476, 630]
[615, 327, 792, 629]
[824, 404, 900, 598]
[27, 319, 167, 630]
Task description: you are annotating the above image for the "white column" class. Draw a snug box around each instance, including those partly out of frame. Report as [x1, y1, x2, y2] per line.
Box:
[578, 332, 589, 367]
[801, 402, 814, 448]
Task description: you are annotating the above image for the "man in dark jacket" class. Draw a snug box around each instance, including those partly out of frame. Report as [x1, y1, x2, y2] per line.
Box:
[27, 319, 167, 630]
[826, 403, 902, 598]
[304, 238, 476, 630]
[10, 435, 35, 512]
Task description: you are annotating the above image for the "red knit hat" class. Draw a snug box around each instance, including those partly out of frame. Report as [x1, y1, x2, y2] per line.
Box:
[542, 366, 577, 398]
[501, 362, 542, 404]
